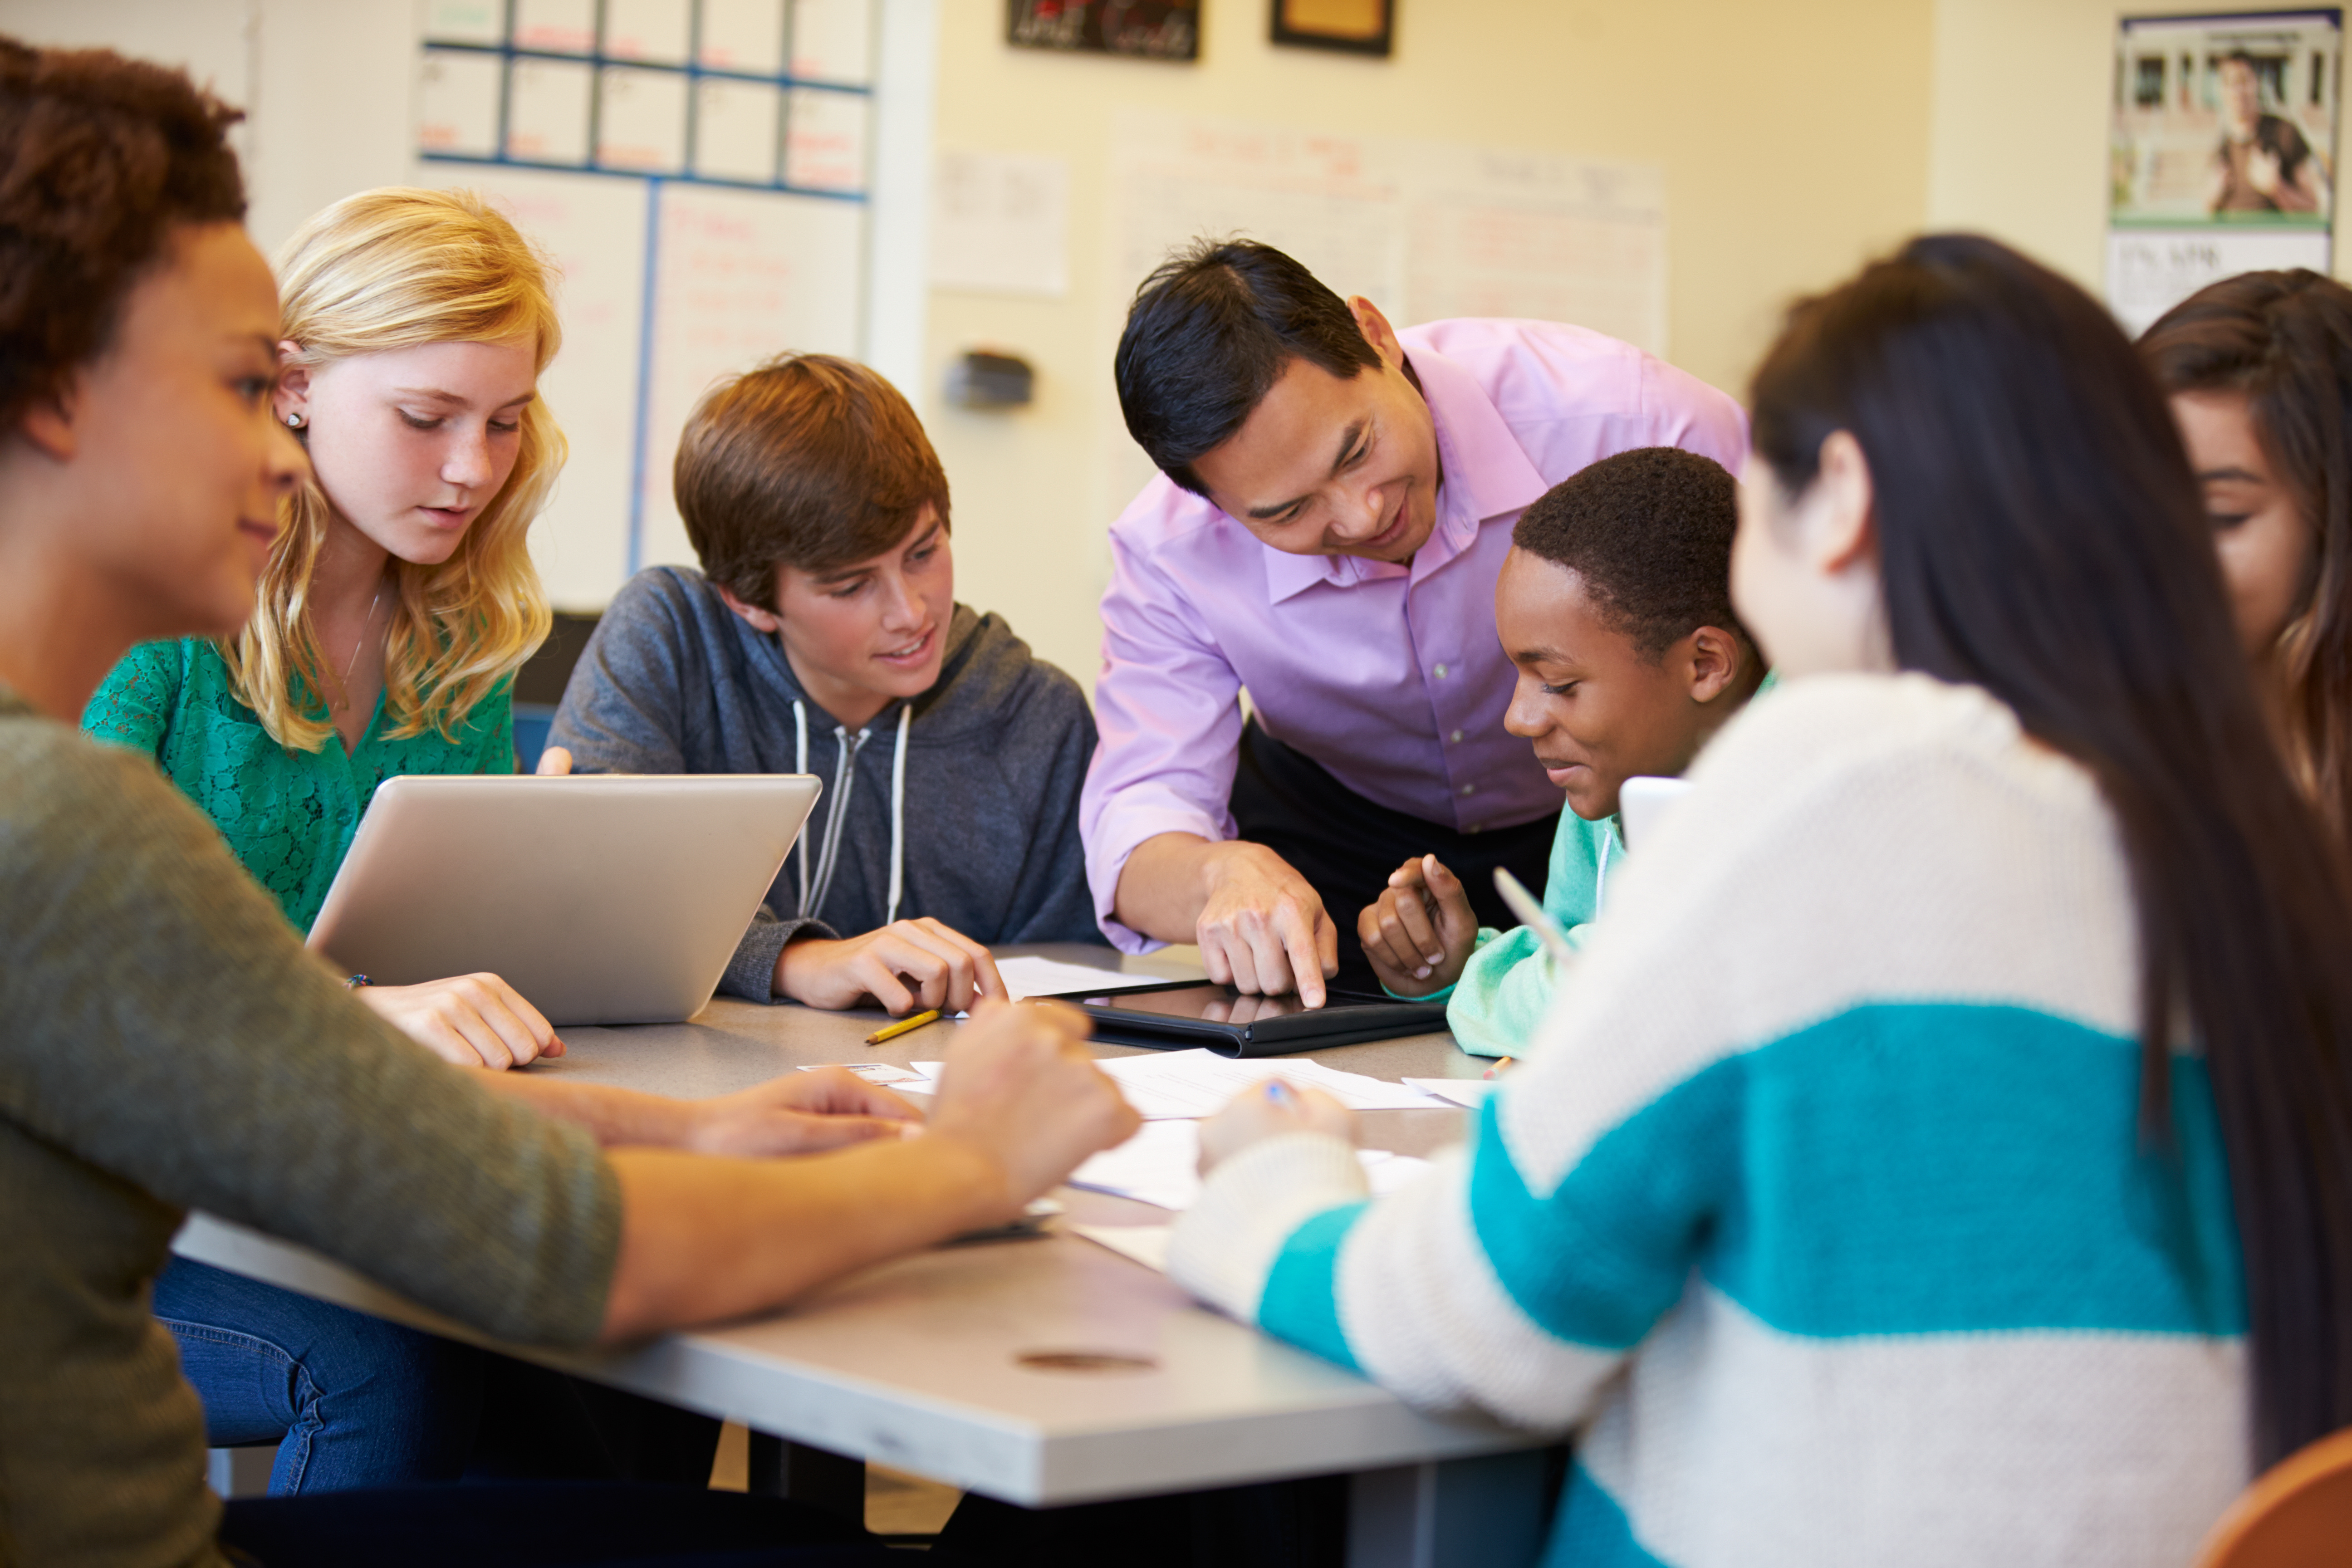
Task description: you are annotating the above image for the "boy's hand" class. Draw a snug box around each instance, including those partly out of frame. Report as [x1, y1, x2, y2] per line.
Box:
[1357, 855, 1479, 996]
[774, 920, 1005, 1014]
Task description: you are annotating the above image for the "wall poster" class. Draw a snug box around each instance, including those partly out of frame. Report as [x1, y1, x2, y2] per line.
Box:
[2108, 9, 2339, 334]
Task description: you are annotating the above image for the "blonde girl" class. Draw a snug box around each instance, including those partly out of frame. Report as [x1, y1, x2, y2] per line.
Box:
[85, 186, 567, 1071]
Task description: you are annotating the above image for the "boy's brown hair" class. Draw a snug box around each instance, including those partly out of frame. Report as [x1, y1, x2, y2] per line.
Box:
[675, 353, 951, 611]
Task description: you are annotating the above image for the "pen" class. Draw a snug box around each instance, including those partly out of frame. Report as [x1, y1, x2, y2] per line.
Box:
[1493, 868, 1578, 967]
[1266, 1078, 1297, 1107]
[865, 1009, 942, 1046]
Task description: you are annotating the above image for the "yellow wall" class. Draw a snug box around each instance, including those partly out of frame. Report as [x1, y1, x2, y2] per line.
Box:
[928, 0, 1939, 692]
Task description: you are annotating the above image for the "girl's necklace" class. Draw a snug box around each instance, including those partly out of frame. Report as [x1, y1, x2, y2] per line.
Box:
[333, 584, 385, 713]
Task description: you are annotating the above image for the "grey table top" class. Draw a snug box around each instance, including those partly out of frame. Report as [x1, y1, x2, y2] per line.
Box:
[177, 945, 1529, 1505]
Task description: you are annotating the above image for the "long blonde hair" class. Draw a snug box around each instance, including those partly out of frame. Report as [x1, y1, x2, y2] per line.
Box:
[225, 187, 564, 749]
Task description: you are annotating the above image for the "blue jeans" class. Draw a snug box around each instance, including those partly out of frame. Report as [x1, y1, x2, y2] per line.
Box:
[156, 1257, 484, 1494]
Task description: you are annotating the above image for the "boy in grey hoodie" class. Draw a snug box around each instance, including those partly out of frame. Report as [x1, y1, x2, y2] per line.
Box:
[547, 354, 1102, 1010]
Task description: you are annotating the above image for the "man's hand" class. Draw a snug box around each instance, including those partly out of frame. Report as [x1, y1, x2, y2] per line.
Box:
[775, 919, 1005, 1014]
[1192, 841, 1338, 1007]
[683, 1066, 924, 1157]
[1198, 1079, 1356, 1174]
[1357, 854, 1480, 996]
[358, 972, 563, 1068]
[923, 1000, 1140, 1213]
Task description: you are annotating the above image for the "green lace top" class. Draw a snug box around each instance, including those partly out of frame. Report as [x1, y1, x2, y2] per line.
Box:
[82, 638, 516, 934]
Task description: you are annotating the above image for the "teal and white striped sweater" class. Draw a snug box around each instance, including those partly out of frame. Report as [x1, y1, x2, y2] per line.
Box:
[1170, 673, 2249, 1568]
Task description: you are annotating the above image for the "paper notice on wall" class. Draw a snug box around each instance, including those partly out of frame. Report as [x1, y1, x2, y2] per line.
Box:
[1110, 110, 1666, 351]
[2106, 227, 2330, 336]
[932, 151, 1072, 297]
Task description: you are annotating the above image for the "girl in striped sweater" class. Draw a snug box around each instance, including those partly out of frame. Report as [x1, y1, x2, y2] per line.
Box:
[1168, 235, 2352, 1567]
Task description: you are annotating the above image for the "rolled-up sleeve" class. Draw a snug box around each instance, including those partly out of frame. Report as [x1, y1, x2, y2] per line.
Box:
[1080, 513, 1247, 951]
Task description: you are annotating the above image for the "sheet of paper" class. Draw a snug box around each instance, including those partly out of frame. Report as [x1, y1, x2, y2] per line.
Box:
[900, 1050, 1452, 1117]
[699, 0, 788, 74]
[1095, 1049, 1455, 1119]
[596, 65, 689, 173]
[1402, 1077, 1491, 1109]
[1066, 1119, 1431, 1211]
[505, 58, 594, 167]
[797, 1062, 927, 1085]
[789, 0, 874, 84]
[1072, 1224, 1172, 1272]
[931, 151, 1071, 297]
[784, 87, 868, 193]
[417, 49, 504, 159]
[992, 955, 1168, 1002]
[514, 0, 598, 52]
[603, 0, 692, 63]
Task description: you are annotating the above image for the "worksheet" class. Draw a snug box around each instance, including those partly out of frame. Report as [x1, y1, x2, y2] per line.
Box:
[991, 956, 1170, 1002]
[902, 1049, 1453, 1118]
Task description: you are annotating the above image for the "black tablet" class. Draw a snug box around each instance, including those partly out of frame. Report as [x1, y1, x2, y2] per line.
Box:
[1047, 980, 1451, 1057]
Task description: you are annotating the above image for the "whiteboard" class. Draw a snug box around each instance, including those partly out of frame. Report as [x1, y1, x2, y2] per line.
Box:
[412, 0, 877, 611]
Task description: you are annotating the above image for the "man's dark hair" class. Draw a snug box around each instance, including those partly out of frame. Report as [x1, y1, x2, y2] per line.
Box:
[1114, 238, 1382, 495]
[0, 38, 246, 431]
[1511, 446, 1751, 661]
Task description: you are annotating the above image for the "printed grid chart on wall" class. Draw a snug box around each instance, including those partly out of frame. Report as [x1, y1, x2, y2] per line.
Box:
[414, 0, 874, 610]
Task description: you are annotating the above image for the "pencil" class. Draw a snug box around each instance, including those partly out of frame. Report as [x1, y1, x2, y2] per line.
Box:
[1482, 1056, 1515, 1081]
[865, 1009, 942, 1046]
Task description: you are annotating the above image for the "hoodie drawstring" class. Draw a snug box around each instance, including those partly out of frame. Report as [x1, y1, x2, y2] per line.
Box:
[887, 704, 909, 926]
[788, 697, 911, 928]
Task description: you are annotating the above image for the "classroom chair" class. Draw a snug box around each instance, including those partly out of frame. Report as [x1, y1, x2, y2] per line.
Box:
[2195, 1426, 2352, 1567]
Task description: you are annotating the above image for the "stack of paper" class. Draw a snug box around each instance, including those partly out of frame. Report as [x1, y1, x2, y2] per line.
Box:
[1401, 1077, 1491, 1109]
[901, 1049, 1455, 1119]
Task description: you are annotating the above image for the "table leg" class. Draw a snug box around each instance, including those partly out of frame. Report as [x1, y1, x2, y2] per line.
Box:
[745, 1432, 866, 1526]
[1345, 1447, 1560, 1568]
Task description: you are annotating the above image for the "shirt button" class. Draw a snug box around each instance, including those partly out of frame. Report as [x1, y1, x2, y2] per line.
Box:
[1433, 663, 1449, 678]
[1460, 783, 1475, 796]
[1450, 729, 1464, 743]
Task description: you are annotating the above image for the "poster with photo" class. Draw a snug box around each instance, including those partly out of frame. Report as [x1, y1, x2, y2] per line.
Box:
[2107, 10, 2339, 333]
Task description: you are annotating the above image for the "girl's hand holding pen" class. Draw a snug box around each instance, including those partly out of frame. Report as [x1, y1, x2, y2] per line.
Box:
[1197, 1076, 1356, 1175]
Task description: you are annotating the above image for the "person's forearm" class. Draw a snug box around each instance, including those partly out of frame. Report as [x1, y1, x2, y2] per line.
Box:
[484, 1074, 693, 1147]
[598, 1134, 1007, 1339]
[1112, 831, 1223, 943]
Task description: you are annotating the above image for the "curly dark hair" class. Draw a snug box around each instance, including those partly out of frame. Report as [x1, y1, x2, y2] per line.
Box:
[0, 37, 246, 429]
[1511, 446, 1751, 660]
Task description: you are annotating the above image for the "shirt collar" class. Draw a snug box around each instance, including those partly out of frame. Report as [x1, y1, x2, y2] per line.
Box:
[1259, 342, 1550, 604]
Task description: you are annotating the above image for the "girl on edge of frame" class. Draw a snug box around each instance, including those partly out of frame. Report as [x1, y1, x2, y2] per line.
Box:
[85, 184, 566, 1072]
[2140, 269, 2352, 848]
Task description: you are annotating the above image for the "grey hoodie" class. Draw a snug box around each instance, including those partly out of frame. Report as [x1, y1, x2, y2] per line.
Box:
[549, 565, 1103, 1000]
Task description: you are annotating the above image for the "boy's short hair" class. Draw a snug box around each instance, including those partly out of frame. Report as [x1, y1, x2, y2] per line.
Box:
[1513, 446, 1753, 661]
[1114, 238, 1382, 497]
[675, 353, 950, 611]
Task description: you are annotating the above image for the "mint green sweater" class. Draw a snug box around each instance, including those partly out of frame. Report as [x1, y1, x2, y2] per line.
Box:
[83, 638, 514, 933]
[1446, 812, 1620, 1057]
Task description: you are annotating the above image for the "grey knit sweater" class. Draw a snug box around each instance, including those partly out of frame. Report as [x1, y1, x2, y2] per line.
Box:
[0, 689, 620, 1567]
[549, 567, 1105, 1000]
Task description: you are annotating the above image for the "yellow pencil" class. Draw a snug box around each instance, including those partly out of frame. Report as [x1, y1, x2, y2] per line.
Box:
[865, 1009, 943, 1046]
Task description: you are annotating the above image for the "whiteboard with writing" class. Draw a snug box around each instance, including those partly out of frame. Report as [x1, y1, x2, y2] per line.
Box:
[413, 0, 877, 611]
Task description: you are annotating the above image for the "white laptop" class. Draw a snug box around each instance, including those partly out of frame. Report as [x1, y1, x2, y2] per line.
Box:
[309, 774, 821, 1026]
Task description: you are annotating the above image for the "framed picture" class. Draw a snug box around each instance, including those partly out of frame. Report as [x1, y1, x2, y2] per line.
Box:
[1270, 0, 1393, 57]
[1006, 0, 1200, 62]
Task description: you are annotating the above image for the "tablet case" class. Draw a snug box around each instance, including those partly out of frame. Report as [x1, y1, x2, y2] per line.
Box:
[1052, 981, 1451, 1057]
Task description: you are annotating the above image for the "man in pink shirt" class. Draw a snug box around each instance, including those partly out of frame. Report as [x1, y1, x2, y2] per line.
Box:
[1083, 240, 1746, 1003]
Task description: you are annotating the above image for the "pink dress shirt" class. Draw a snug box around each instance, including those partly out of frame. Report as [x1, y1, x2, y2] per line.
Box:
[1081, 317, 1749, 950]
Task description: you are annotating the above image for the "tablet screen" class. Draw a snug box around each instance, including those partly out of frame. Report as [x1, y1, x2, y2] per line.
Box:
[1078, 984, 1403, 1021]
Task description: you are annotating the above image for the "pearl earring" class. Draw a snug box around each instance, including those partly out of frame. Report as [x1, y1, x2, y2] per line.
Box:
[285, 412, 306, 430]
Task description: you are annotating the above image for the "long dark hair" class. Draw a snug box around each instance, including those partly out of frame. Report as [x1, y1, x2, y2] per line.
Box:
[2140, 271, 2352, 843]
[1749, 234, 2352, 1466]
